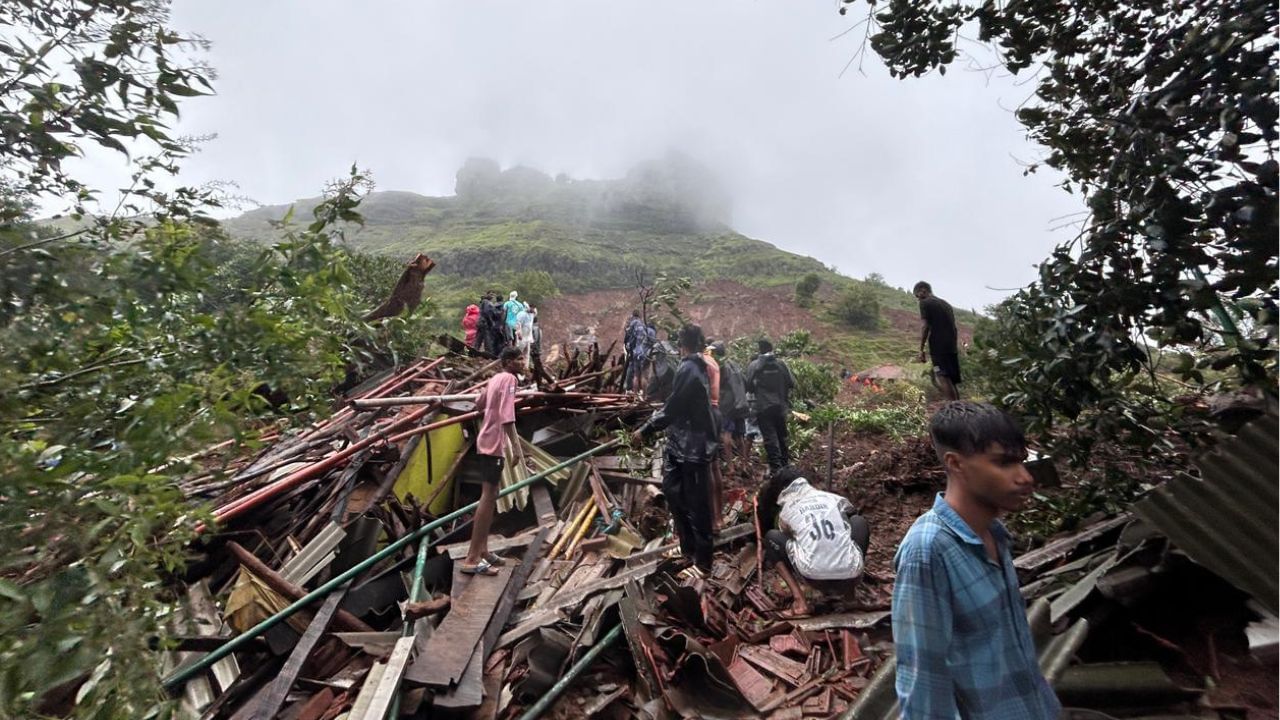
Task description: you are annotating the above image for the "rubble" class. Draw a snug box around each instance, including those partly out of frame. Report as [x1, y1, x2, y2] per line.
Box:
[159, 344, 1278, 719]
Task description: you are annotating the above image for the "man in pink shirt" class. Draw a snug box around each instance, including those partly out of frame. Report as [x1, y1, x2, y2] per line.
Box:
[462, 347, 524, 575]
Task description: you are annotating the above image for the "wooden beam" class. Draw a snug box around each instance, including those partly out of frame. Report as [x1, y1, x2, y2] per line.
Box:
[249, 584, 349, 720]
[225, 541, 373, 633]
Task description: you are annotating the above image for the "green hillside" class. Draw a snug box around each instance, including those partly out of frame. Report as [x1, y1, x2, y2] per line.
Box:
[221, 155, 941, 320]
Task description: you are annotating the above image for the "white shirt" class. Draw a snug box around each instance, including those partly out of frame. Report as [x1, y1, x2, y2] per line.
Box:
[777, 478, 863, 581]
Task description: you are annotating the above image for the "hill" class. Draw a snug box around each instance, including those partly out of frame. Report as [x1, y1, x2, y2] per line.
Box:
[220, 155, 974, 373]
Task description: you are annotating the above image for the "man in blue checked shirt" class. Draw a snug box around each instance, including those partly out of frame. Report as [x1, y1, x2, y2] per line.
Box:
[893, 402, 1060, 719]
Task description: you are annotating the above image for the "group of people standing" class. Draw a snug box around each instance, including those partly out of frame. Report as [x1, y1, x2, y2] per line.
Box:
[461, 282, 1056, 720]
[628, 321, 804, 579]
[463, 290, 541, 367]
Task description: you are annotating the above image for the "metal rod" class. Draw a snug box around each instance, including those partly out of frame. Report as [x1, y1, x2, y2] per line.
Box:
[387, 532, 432, 719]
[162, 438, 621, 691]
[515, 623, 623, 720]
[351, 390, 633, 410]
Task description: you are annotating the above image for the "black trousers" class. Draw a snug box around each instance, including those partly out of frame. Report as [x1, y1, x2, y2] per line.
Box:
[757, 405, 790, 472]
[662, 451, 714, 572]
[486, 327, 506, 356]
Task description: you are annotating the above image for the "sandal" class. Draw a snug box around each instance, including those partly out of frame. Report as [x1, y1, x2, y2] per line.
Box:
[483, 552, 507, 567]
[460, 559, 500, 576]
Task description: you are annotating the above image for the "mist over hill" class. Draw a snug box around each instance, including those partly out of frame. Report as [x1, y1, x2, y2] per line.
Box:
[221, 153, 849, 296]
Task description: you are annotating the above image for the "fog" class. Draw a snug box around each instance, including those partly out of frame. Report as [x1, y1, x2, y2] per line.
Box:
[70, 1, 1085, 311]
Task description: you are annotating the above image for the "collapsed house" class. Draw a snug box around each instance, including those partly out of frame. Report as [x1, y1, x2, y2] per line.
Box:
[162, 343, 1278, 720]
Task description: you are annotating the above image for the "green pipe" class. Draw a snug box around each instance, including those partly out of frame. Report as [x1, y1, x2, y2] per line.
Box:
[515, 623, 623, 720]
[162, 438, 621, 691]
[386, 532, 431, 719]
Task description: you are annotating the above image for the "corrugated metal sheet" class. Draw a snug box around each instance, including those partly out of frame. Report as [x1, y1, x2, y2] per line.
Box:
[1133, 411, 1278, 615]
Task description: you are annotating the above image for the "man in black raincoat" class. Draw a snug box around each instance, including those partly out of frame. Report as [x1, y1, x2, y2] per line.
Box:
[632, 324, 718, 577]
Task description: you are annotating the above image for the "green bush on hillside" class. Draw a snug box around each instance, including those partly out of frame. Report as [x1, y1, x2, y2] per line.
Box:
[834, 286, 881, 330]
[794, 273, 821, 307]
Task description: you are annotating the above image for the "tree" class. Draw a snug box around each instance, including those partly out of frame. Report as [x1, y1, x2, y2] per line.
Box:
[794, 273, 821, 307]
[0, 4, 426, 716]
[840, 0, 1278, 444]
[833, 285, 881, 330]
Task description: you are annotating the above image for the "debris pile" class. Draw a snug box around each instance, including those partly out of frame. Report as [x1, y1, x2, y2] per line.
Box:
[161, 345, 1278, 720]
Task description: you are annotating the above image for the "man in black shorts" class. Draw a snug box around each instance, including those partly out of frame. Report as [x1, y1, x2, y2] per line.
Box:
[914, 281, 960, 401]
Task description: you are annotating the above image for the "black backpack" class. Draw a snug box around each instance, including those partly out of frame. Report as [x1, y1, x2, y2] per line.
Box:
[720, 360, 749, 420]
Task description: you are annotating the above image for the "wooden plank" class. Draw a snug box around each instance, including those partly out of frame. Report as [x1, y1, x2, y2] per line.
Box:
[403, 565, 514, 686]
[440, 527, 540, 560]
[348, 636, 415, 720]
[497, 561, 660, 648]
[531, 481, 556, 521]
[250, 584, 349, 719]
[432, 642, 485, 709]
[479, 527, 552, 662]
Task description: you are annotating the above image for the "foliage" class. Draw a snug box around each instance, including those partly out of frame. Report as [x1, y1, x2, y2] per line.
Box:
[775, 329, 822, 358]
[650, 272, 694, 336]
[832, 285, 882, 330]
[788, 358, 841, 409]
[0, 0, 215, 223]
[0, 168, 426, 717]
[794, 272, 821, 307]
[863, 272, 889, 288]
[842, 0, 1278, 456]
[499, 269, 560, 309]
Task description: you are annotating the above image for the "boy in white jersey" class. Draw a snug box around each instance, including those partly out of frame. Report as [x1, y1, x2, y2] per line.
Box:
[756, 466, 870, 617]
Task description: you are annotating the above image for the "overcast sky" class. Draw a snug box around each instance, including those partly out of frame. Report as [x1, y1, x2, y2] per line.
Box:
[75, 1, 1085, 312]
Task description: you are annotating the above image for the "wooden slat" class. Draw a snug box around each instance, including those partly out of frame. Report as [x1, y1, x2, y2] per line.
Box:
[249, 584, 349, 719]
[403, 565, 513, 686]
[497, 561, 659, 648]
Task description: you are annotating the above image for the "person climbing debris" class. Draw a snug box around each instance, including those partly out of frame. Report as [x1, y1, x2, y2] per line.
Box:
[746, 338, 796, 475]
[702, 339, 724, 532]
[756, 466, 870, 618]
[631, 324, 717, 579]
[461, 347, 525, 576]
[914, 280, 961, 401]
[711, 341, 749, 468]
[515, 302, 535, 367]
[623, 310, 645, 391]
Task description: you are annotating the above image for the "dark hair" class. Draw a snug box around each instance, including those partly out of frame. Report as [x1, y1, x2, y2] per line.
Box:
[758, 338, 773, 354]
[678, 324, 705, 352]
[499, 347, 523, 365]
[756, 465, 807, 531]
[929, 401, 1026, 462]
[632, 309, 641, 318]
[913, 281, 932, 294]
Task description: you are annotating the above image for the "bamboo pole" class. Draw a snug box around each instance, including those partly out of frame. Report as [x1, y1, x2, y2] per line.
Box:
[548, 501, 592, 559]
[563, 505, 601, 560]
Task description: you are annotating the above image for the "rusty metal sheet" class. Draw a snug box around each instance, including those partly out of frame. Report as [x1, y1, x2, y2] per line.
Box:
[1133, 411, 1278, 615]
[403, 564, 513, 686]
[769, 632, 810, 658]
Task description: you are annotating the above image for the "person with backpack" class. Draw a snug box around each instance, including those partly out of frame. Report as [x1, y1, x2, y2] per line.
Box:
[711, 342, 748, 467]
[702, 339, 724, 532]
[746, 338, 796, 475]
[481, 291, 507, 356]
[631, 324, 718, 578]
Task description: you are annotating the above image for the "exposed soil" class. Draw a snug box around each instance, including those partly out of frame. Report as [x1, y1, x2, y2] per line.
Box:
[540, 279, 835, 351]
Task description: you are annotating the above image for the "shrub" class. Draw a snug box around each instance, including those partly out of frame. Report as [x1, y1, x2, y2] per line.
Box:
[834, 286, 881, 330]
[794, 273, 821, 307]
